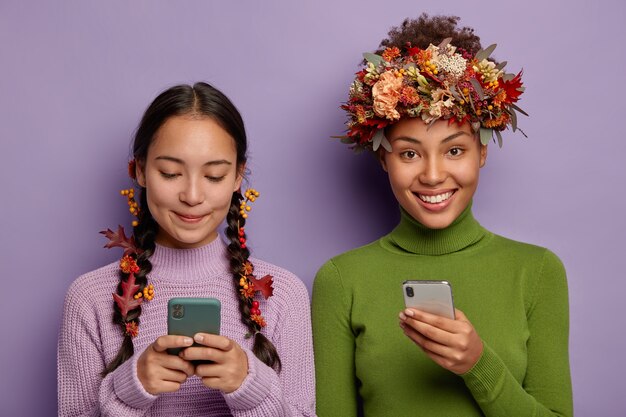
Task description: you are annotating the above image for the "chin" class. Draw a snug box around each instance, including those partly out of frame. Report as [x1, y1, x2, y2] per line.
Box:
[406, 208, 457, 230]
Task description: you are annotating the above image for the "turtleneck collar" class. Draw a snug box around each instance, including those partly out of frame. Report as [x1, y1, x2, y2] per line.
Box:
[384, 201, 489, 256]
[149, 235, 231, 282]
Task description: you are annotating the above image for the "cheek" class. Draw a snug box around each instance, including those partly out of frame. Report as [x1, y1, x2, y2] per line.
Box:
[452, 160, 480, 188]
[145, 177, 176, 206]
[386, 160, 414, 189]
[210, 182, 237, 208]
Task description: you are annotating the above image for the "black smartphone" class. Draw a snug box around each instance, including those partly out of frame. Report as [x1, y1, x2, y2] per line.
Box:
[167, 297, 221, 362]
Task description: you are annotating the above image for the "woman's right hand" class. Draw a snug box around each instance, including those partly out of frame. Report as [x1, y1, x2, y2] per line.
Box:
[137, 335, 195, 395]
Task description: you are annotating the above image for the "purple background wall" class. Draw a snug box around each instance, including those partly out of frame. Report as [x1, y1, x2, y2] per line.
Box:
[1, 1, 624, 415]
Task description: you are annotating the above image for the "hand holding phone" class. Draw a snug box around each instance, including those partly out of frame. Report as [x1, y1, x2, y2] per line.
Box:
[137, 334, 196, 395]
[180, 332, 249, 393]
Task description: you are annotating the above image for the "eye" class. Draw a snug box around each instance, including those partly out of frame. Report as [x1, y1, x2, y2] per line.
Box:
[206, 175, 226, 183]
[400, 150, 419, 160]
[159, 172, 179, 179]
[447, 147, 464, 157]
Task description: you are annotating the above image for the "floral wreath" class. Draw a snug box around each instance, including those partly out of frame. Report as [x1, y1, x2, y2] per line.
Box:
[99, 162, 274, 338]
[336, 38, 527, 152]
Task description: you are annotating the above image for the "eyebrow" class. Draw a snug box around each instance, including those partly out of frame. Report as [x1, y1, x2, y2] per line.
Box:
[155, 156, 232, 166]
[392, 131, 470, 144]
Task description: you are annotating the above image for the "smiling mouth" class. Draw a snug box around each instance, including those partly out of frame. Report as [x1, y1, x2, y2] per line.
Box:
[175, 212, 206, 223]
[415, 191, 455, 204]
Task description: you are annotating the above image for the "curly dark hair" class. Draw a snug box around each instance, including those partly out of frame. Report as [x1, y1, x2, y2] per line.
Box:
[374, 13, 482, 55]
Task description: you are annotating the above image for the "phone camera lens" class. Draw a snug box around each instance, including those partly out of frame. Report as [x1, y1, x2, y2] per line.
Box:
[405, 286, 414, 297]
[172, 304, 185, 319]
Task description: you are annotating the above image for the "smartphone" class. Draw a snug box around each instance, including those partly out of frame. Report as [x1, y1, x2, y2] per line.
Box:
[167, 297, 221, 359]
[402, 280, 455, 320]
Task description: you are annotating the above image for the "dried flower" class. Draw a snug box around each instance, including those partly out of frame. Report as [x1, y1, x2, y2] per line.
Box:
[242, 261, 254, 276]
[372, 71, 403, 120]
[251, 314, 267, 328]
[119, 255, 139, 274]
[382, 46, 401, 62]
[124, 321, 139, 338]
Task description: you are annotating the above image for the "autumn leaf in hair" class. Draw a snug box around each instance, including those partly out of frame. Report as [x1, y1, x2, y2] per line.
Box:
[250, 274, 274, 299]
[112, 272, 143, 320]
[100, 225, 142, 257]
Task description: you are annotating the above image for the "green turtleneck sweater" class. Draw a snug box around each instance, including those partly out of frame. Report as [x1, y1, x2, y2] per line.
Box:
[312, 205, 572, 417]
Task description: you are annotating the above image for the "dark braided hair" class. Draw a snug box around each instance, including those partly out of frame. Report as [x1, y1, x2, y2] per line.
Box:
[225, 191, 281, 371]
[102, 189, 158, 376]
[374, 13, 483, 56]
[102, 82, 280, 375]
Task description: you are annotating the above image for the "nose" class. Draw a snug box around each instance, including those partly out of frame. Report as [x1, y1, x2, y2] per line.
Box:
[418, 156, 446, 186]
[179, 177, 205, 206]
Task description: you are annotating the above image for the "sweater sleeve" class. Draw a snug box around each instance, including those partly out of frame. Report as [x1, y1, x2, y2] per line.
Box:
[224, 275, 316, 417]
[312, 260, 359, 417]
[57, 279, 157, 417]
[461, 249, 573, 417]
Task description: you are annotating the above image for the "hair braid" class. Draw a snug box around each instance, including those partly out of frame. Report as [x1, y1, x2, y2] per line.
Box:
[102, 187, 157, 376]
[225, 191, 281, 371]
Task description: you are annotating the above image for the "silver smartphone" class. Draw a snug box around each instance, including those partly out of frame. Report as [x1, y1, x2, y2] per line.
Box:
[402, 280, 455, 320]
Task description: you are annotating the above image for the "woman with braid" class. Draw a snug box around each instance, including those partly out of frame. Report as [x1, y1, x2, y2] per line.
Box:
[312, 14, 572, 417]
[58, 82, 315, 416]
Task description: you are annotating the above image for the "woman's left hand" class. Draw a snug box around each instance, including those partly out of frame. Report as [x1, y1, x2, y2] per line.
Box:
[399, 308, 483, 375]
[179, 333, 249, 393]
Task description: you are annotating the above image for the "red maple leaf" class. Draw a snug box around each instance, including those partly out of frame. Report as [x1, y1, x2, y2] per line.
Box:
[100, 225, 141, 257]
[112, 272, 143, 320]
[250, 274, 274, 299]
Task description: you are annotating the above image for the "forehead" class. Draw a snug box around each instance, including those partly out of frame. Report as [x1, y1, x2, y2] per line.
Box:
[149, 115, 237, 159]
[387, 118, 474, 142]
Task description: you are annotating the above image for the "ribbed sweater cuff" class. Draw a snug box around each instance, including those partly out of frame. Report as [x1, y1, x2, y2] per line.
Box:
[224, 348, 275, 410]
[112, 352, 158, 409]
[460, 343, 506, 403]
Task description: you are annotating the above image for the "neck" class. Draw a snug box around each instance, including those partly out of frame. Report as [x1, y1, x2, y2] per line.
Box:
[149, 235, 231, 282]
[385, 202, 488, 256]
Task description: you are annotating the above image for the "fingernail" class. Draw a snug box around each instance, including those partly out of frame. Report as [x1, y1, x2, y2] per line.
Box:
[399, 312, 407, 320]
[183, 337, 193, 345]
[194, 334, 204, 343]
[404, 309, 414, 317]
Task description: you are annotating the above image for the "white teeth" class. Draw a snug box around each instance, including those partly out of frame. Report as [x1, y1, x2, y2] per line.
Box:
[418, 192, 453, 204]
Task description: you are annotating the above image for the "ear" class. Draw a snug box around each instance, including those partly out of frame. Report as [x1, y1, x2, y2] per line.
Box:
[479, 143, 488, 168]
[234, 163, 245, 192]
[378, 148, 389, 172]
[135, 160, 146, 187]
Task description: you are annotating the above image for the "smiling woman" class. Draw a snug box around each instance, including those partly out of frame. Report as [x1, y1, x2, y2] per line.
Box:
[382, 118, 486, 229]
[312, 14, 572, 417]
[57, 83, 315, 417]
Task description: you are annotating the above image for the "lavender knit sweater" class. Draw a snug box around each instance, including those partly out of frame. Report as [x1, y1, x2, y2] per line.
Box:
[57, 237, 316, 416]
